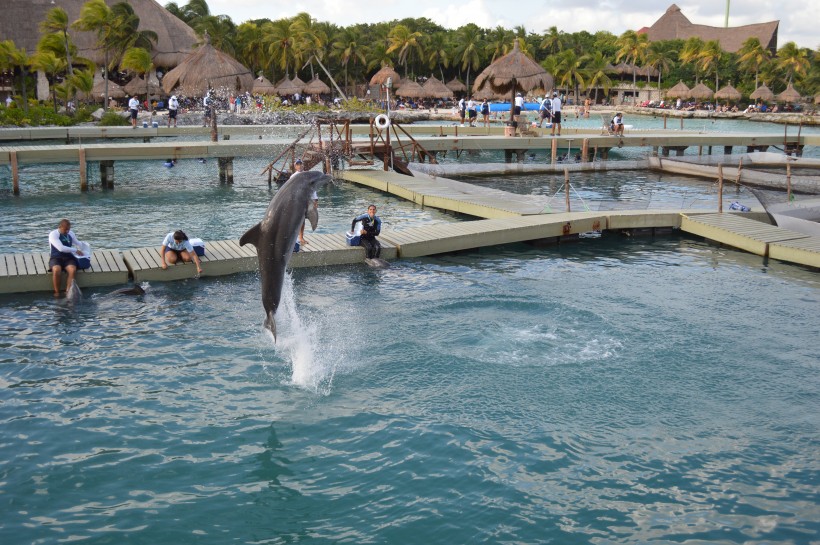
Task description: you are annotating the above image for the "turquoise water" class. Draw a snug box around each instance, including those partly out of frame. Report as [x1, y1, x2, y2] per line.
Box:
[1, 124, 819, 543]
[1, 238, 818, 543]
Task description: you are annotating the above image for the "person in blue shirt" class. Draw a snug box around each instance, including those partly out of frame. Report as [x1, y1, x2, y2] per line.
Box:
[351, 204, 382, 259]
[48, 218, 84, 297]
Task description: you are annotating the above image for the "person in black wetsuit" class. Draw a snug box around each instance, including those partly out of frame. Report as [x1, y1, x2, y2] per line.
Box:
[351, 204, 382, 259]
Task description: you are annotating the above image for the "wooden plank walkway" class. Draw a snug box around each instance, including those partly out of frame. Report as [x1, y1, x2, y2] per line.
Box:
[0, 250, 129, 294]
[680, 213, 819, 267]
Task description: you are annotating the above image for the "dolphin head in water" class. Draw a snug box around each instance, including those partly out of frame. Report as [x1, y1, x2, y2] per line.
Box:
[239, 171, 333, 340]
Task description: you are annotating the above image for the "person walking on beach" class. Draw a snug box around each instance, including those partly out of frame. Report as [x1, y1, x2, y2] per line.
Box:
[351, 205, 382, 259]
[550, 91, 562, 136]
[48, 219, 85, 297]
[128, 95, 139, 128]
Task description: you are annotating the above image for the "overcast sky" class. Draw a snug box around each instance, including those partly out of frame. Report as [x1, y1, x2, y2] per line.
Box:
[203, 0, 817, 50]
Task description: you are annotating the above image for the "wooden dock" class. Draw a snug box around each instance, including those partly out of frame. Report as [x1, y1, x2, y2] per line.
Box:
[680, 213, 820, 267]
[7, 209, 816, 296]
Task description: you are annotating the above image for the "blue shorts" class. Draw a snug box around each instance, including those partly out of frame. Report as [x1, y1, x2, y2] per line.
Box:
[130, 109, 138, 120]
[49, 254, 78, 271]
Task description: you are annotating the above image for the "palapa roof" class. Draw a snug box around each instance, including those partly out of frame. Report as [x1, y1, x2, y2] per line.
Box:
[776, 83, 802, 103]
[750, 84, 774, 101]
[473, 40, 553, 96]
[1, 0, 198, 67]
[161, 36, 254, 96]
[369, 66, 401, 87]
[124, 75, 163, 96]
[291, 76, 306, 92]
[471, 86, 501, 101]
[395, 80, 426, 99]
[665, 80, 691, 99]
[252, 75, 277, 95]
[688, 82, 714, 100]
[78, 71, 125, 100]
[303, 76, 331, 95]
[643, 4, 779, 53]
[714, 84, 742, 101]
[446, 78, 467, 92]
[275, 78, 302, 96]
[421, 76, 453, 99]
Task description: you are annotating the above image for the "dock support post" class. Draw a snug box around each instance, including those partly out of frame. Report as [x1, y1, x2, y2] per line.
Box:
[652, 146, 658, 157]
[99, 160, 115, 189]
[581, 138, 589, 163]
[680, 117, 684, 130]
[601, 148, 609, 161]
[504, 150, 512, 163]
[79, 148, 88, 192]
[218, 157, 234, 184]
[787, 161, 792, 201]
[661, 146, 670, 157]
[723, 145, 732, 155]
[663, 115, 667, 129]
[698, 146, 702, 156]
[550, 138, 557, 164]
[717, 164, 723, 213]
[564, 168, 571, 212]
[675, 147, 685, 157]
[708, 146, 713, 155]
[11, 151, 19, 195]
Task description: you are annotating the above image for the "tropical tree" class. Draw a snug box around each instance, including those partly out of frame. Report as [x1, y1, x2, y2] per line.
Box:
[452, 24, 483, 92]
[69, 68, 95, 106]
[485, 27, 513, 64]
[332, 27, 368, 94]
[776, 41, 810, 85]
[1, 40, 32, 113]
[292, 13, 330, 80]
[556, 49, 585, 104]
[679, 36, 705, 84]
[236, 22, 267, 77]
[40, 7, 75, 76]
[386, 24, 424, 79]
[425, 32, 450, 81]
[30, 49, 66, 112]
[737, 37, 771, 89]
[615, 30, 649, 100]
[645, 41, 677, 99]
[120, 47, 154, 113]
[582, 50, 614, 104]
[540, 26, 566, 55]
[698, 40, 723, 96]
[265, 19, 297, 78]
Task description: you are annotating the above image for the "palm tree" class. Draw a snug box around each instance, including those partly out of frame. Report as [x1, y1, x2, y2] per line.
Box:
[386, 24, 424, 79]
[425, 32, 450, 81]
[776, 42, 810, 85]
[196, 15, 237, 55]
[265, 19, 296, 78]
[292, 13, 329, 80]
[120, 47, 154, 114]
[332, 27, 368, 95]
[69, 68, 95, 107]
[556, 49, 585, 104]
[485, 27, 512, 64]
[540, 26, 565, 55]
[582, 50, 614, 104]
[737, 37, 771, 89]
[452, 24, 483, 93]
[679, 36, 705, 84]
[40, 6, 75, 76]
[30, 49, 66, 112]
[1, 40, 32, 113]
[698, 40, 723, 97]
[645, 41, 676, 100]
[615, 30, 648, 101]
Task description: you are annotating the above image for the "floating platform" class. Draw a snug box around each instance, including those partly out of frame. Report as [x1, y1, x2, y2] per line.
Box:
[0, 249, 129, 294]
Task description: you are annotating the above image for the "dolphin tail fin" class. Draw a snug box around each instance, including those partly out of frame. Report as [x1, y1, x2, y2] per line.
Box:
[239, 223, 262, 247]
[306, 205, 319, 231]
[264, 311, 277, 341]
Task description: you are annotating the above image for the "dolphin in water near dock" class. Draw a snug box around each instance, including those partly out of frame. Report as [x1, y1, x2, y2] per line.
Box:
[239, 171, 333, 340]
[65, 280, 82, 302]
[105, 284, 146, 297]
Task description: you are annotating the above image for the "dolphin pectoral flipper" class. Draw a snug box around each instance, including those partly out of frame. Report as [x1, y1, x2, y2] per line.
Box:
[239, 223, 262, 247]
[306, 205, 319, 231]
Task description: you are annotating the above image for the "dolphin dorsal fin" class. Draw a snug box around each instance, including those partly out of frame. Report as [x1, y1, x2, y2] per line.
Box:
[239, 223, 262, 247]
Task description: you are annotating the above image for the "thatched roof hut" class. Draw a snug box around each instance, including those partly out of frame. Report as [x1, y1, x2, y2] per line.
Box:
[688, 82, 714, 100]
[421, 76, 453, 99]
[291, 76, 307, 93]
[715, 84, 742, 101]
[1, 0, 197, 67]
[665, 80, 691, 99]
[471, 86, 500, 101]
[395, 80, 426, 98]
[161, 36, 254, 96]
[776, 83, 802, 103]
[369, 66, 401, 87]
[473, 40, 553, 122]
[275, 78, 302, 96]
[750, 84, 774, 101]
[124, 75, 163, 97]
[78, 71, 125, 101]
[252, 75, 277, 95]
[815, 94, 820, 105]
[446, 78, 467, 92]
[304, 76, 331, 95]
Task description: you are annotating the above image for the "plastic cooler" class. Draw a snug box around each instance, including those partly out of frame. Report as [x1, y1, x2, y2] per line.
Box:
[346, 232, 361, 246]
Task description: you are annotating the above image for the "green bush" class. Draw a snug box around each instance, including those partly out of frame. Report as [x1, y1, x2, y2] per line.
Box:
[98, 111, 130, 126]
[0, 101, 95, 127]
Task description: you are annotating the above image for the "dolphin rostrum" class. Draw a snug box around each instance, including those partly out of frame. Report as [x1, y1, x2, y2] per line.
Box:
[239, 171, 332, 340]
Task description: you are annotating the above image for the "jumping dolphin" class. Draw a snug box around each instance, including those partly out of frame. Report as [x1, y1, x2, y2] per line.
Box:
[239, 171, 333, 340]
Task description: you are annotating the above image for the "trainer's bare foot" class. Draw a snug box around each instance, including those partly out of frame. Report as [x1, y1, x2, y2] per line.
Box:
[299, 238, 308, 245]
[53, 291, 61, 298]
